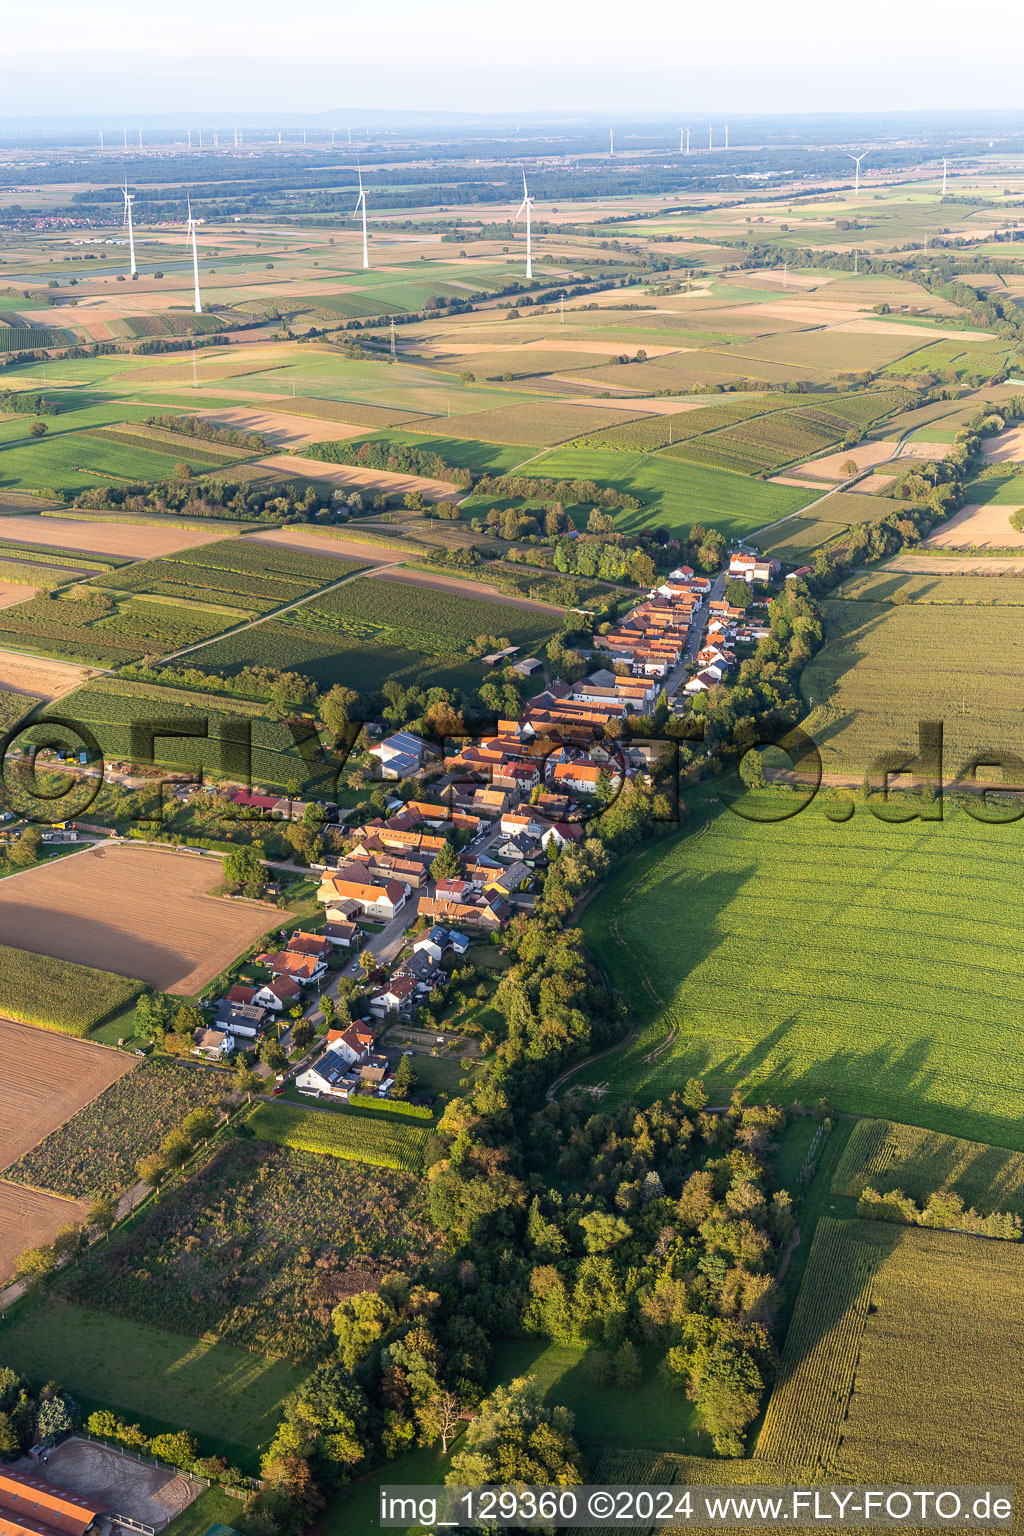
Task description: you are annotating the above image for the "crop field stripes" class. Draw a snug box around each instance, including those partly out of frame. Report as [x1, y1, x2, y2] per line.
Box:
[755, 1218, 878, 1470]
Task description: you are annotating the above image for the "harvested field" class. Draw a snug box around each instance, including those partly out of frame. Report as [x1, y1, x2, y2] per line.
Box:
[251, 452, 460, 501]
[983, 426, 1024, 464]
[0, 648, 98, 700]
[924, 501, 1024, 548]
[193, 406, 368, 448]
[886, 552, 1024, 574]
[0, 1182, 90, 1285]
[899, 439, 954, 460]
[798, 441, 897, 479]
[0, 516, 225, 559]
[0, 582, 36, 610]
[850, 473, 896, 493]
[0, 844, 289, 994]
[14, 1438, 201, 1530]
[0, 1017, 132, 1167]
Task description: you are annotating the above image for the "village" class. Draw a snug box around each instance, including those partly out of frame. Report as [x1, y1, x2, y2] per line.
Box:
[184, 543, 788, 1107]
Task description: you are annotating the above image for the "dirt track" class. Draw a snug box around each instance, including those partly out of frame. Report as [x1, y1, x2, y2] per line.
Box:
[0, 844, 290, 994]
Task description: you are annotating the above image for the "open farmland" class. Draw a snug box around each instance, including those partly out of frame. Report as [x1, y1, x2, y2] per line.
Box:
[0, 946, 142, 1037]
[0, 844, 289, 994]
[517, 448, 817, 539]
[6, 1060, 229, 1198]
[0, 515, 232, 559]
[577, 795, 1024, 1148]
[800, 571, 1024, 775]
[250, 1101, 429, 1172]
[756, 1220, 1024, 1486]
[0, 1183, 91, 1286]
[62, 1139, 441, 1360]
[0, 1016, 131, 1165]
[178, 572, 555, 692]
[832, 1118, 1024, 1213]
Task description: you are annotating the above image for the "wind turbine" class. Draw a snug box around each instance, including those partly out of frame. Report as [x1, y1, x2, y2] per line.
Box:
[609, 127, 614, 156]
[514, 163, 534, 280]
[98, 128, 104, 149]
[685, 126, 691, 154]
[941, 157, 948, 196]
[724, 123, 729, 149]
[353, 164, 369, 269]
[186, 194, 202, 314]
[122, 182, 137, 278]
[187, 128, 192, 149]
[847, 150, 869, 195]
[708, 123, 713, 150]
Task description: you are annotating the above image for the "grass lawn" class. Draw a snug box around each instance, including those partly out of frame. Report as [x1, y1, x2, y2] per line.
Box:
[577, 793, 1024, 1150]
[489, 1338, 709, 1454]
[161, 1488, 245, 1536]
[0, 1301, 305, 1470]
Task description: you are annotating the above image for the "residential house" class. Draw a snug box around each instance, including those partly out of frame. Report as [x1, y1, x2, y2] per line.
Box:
[368, 974, 418, 1018]
[192, 1027, 234, 1060]
[684, 669, 722, 696]
[215, 1000, 271, 1040]
[317, 874, 409, 921]
[413, 926, 450, 963]
[226, 983, 257, 1005]
[416, 893, 509, 931]
[297, 1048, 360, 1101]
[541, 822, 584, 851]
[550, 760, 603, 796]
[264, 951, 327, 986]
[327, 1022, 376, 1065]
[500, 808, 546, 840]
[253, 976, 302, 1012]
[287, 931, 333, 961]
[485, 862, 532, 898]
[393, 948, 444, 993]
[358, 1053, 393, 1093]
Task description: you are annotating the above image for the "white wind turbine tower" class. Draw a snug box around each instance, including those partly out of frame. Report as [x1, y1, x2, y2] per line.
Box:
[186, 194, 202, 314]
[685, 126, 691, 154]
[514, 163, 534, 280]
[724, 123, 729, 149]
[941, 157, 948, 196]
[353, 164, 369, 269]
[847, 150, 869, 195]
[708, 123, 713, 150]
[679, 127, 684, 152]
[122, 182, 137, 278]
[609, 127, 614, 156]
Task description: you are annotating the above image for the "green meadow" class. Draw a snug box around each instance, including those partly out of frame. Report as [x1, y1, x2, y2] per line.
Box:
[578, 793, 1024, 1148]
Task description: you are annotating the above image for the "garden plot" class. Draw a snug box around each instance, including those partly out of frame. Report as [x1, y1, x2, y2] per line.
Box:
[0, 844, 289, 994]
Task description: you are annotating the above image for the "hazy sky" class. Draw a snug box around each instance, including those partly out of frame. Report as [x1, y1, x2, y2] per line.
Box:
[4, 0, 1023, 118]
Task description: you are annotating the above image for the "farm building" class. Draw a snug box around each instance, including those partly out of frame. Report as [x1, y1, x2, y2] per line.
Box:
[0, 1469, 108, 1536]
[317, 874, 409, 921]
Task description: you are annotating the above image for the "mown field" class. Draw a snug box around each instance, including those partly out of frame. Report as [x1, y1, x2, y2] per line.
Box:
[0, 1299, 304, 1471]
[800, 570, 1024, 775]
[6, 1059, 228, 1197]
[61, 1139, 441, 1359]
[577, 797, 1024, 1148]
[517, 448, 816, 539]
[756, 1219, 1024, 1485]
[250, 1101, 429, 1172]
[0, 944, 141, 1036]
[832, 1117, 1024, 1212]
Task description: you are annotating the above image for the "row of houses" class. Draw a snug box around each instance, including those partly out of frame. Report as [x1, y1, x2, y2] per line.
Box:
[593, 574, 705, 678]
[192, 927, 349, 1059]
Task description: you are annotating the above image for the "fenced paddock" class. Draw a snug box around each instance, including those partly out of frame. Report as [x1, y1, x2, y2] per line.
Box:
[17, 1437, 202, 1532]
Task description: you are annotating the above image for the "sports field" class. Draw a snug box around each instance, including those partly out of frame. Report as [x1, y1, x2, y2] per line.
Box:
[0, 844, 288, 993]
[578, 799, 1024, 1147]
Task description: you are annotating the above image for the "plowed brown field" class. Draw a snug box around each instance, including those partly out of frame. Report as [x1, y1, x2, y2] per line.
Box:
[0, 1016, 131, 1167]
[0, 1181, 91, 1284]
[0, 844, 289, 994]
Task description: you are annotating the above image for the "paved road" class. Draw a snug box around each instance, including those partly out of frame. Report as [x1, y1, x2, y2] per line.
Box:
[663, 567, 729, 702]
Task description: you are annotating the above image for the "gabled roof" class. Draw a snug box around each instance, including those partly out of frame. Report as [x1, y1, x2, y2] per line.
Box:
[0, 1470, 108, 1536]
